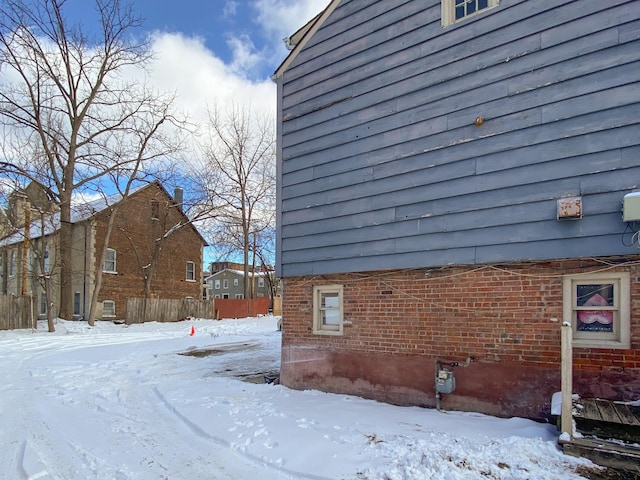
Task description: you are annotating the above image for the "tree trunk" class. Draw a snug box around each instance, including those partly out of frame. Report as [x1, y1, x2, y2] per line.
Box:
[88, 209, 118, 326]
[58, 198, 73, 320]
[45, 276, 55, 332]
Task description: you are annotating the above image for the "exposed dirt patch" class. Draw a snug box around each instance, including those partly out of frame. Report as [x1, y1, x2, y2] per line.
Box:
[576, 466, 640, 480]
[237, 372, 280, 384]
[178, 342, 258, 357]
[178, 343, 279, 384]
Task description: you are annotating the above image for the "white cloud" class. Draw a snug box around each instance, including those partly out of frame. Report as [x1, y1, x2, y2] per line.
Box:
[226, 33, 262, 77]
[145, 32, 276, 125]
[252, 0, 330, 68]
[254, 0, 329, 42]
[223, 0, 239, 19]
[142, 2, 330, 125]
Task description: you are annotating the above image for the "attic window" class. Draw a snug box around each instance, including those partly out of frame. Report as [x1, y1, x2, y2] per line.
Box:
[151, 200, 159, 220]
[442, 0, 499, 26]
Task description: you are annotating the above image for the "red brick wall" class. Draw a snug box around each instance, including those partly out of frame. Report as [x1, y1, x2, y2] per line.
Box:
[94, 184, 203, 320]
[280, 258, 640, 420]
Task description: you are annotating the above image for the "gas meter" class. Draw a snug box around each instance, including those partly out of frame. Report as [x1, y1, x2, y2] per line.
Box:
[435, 368, 455, 394]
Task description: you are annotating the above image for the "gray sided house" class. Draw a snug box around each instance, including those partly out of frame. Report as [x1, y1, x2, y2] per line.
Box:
[273, 0, 640, 420]
[205, 268, 271, 299]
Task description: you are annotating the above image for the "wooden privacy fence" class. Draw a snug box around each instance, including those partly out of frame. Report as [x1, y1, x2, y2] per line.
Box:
[272, 296, 282, 316]
[0, 295, 35, 331]
[214, 297, 270, 319]
[126, 298, 215, 325]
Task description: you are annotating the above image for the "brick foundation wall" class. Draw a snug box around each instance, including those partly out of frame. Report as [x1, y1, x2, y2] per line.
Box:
[280, 258, 640, 420]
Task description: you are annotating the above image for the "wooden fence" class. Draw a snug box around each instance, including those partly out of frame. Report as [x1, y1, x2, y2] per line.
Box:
[0, 295, 35, 331]
[272, 296, 282, 316]
[126, 298, 215, 325]
[214, 297, 270, 319]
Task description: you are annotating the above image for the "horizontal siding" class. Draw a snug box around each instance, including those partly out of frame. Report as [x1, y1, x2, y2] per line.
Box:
[277, 0, 640, 277]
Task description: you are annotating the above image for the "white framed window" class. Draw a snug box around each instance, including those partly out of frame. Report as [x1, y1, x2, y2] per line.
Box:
[214, 294, 221, 299]
[9, 250, 15, 277]
[103, 248, 117, 273]
[313, 285, 344, 335]
[186, 261, 195, 281]
[223, 279, 229, 289]
[442, 0, 499, 26]
[73, 292, 81, 316]
[102, 300, 116, 317]
[43, 244, 50, 271]
[235, 294, 244, 299]
[215, 279, 221, 289]
[234, 278, 239, 286]
[40, 292, 47, 315]
[151, 200, 159, 220]
[258, 278, 265, 288]
[563, 272, 630, 349]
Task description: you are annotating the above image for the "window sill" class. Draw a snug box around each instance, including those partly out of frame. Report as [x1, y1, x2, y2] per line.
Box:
[103, 270, 117, 275]
[313, 328, 344, 336]
[573, 339, 630, 350]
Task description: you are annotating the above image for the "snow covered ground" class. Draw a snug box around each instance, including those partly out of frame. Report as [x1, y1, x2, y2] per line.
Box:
[0, 316, 598, 480]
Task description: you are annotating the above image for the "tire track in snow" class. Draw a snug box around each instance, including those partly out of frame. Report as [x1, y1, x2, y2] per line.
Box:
[152, 387, 335, 480]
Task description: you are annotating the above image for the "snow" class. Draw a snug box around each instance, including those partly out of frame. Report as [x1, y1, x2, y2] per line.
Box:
[0, 316, 596, 480]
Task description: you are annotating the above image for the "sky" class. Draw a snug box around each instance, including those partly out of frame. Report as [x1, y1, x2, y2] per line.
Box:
[0, 315, 601, 480]
[37, 0, 330, 266]
[63, 0, 329, 121]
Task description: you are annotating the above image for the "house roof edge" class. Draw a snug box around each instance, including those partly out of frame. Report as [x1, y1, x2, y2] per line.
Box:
[271, 0, 342, 81]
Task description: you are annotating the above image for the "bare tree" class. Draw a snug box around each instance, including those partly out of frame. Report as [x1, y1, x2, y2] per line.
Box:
[0, 0, 185, 319]
[198, 104, 276, 299]
[30, 208, 58, 332]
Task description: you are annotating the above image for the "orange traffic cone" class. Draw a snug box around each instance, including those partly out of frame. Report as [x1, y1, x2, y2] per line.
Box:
[190, 325, 195, 336]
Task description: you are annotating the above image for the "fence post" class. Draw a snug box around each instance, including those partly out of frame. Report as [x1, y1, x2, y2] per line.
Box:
[560, 322, 573, 438]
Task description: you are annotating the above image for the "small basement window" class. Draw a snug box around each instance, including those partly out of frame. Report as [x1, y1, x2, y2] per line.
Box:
[102, 300, 116, 318]
[313, 285, 344, 336]
[562, 272, 630, 349]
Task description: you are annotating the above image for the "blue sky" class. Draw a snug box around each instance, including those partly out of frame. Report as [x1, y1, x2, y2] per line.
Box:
[65, 0, 327, 82]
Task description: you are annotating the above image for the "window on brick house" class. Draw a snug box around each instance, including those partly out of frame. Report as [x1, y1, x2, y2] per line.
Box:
[103, 248, 117, 273]
[442, 0, 499, 26]
[234, 278, 238, 286]
[186, 261, 195, 281]
[258, 278, 265, 288]
[43, 244, 50, 271]
[151, 200, 159, 220]
[313, 285, 344, 335]
[102, 300, 116, 317]
[40, 292, 47, 315]
[223, 279, 228, 289]
[562, 272, 630, 349]
[74, 292, 81, 316]
[9, 250, 15, 277]
[215, 279, 220, 289]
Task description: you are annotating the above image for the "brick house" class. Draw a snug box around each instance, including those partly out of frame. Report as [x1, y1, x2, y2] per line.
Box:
[272, 0, 640, 420]
[0, 181, 206, 322]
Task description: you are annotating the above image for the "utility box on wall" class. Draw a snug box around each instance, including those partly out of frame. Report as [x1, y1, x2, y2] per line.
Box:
[623, 192, 640, 222]
[435, 369, 456, 394]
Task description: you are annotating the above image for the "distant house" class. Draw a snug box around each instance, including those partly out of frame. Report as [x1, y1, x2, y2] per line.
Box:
[273, 0, 640, 420]
[0, 181, 207, 322]
[205, 267, 273, 300]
